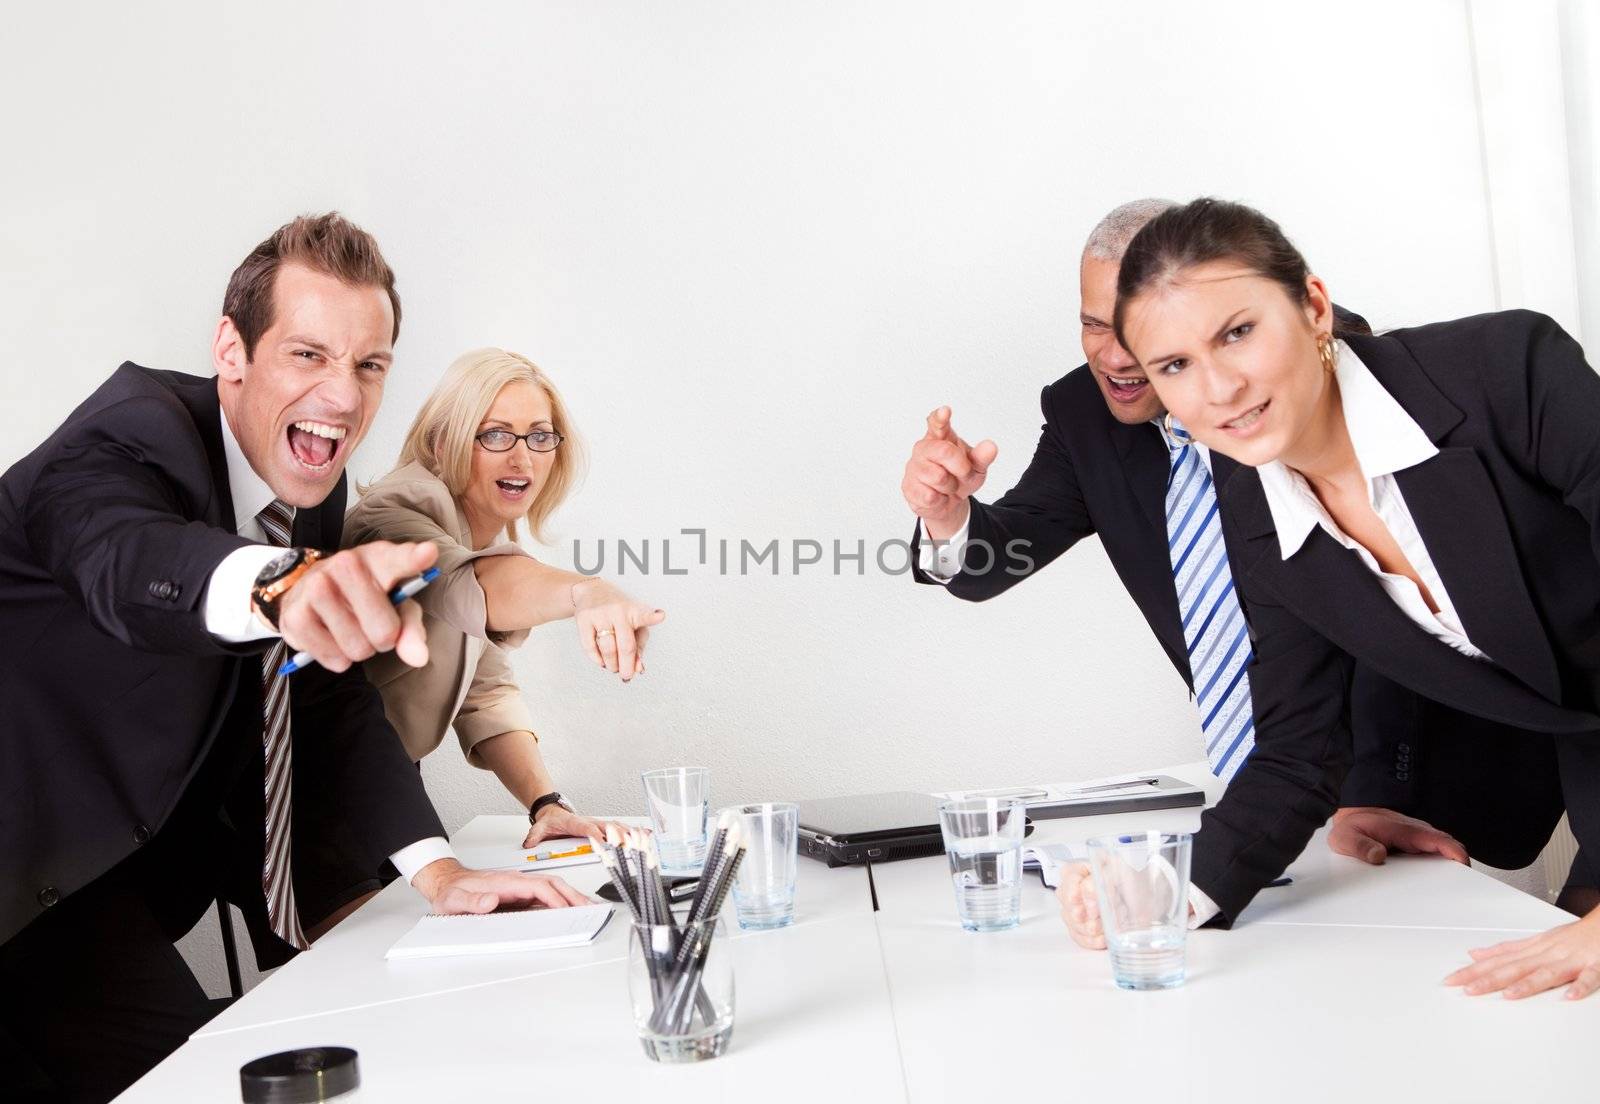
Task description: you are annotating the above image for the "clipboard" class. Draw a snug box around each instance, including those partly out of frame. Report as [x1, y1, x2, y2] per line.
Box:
[932, 773, 1204, 821]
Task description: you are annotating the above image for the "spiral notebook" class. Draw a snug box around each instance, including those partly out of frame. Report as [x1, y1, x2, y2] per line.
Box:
[385, 902, 615, 960]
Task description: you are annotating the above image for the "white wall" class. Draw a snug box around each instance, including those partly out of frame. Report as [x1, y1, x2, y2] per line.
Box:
[1, 0, 1586, 995]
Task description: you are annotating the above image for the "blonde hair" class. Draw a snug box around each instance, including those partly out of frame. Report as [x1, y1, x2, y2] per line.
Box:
[394, 348, 585, 544]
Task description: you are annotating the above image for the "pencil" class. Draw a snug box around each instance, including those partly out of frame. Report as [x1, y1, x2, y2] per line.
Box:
[525, 842, 593, 863]
[661, 838, 747, 1033]
[687, 809, 735, 918]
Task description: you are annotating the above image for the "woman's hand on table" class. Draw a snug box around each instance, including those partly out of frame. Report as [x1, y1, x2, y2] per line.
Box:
[1445, 907, 1600, 1000]
[1055, 861, 1106, 950]
[523, 807, 639, 849]
[412, 859, 591, 913]
[571, 578, 664, 681]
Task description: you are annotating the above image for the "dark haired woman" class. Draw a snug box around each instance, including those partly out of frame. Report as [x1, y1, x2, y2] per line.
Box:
[1062, 197, 1600, 1001]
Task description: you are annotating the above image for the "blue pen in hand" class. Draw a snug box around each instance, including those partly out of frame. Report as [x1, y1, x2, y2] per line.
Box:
[276, 566, 442, 676]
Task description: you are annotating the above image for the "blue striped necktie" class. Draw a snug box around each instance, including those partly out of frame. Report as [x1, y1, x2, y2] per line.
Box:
[1163, 418, 1256, 780]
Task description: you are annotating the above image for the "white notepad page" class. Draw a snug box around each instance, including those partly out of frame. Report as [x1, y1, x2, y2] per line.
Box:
[386, 902, 615, 960]
[1021, 843, 1076, 888]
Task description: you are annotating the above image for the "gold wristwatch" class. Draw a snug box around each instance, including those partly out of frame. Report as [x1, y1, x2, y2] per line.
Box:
[251, 548, 324, 630]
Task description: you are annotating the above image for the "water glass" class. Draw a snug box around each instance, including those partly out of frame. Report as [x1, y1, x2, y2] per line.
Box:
[1086, 831, 1192, 990]
[640, 767, 711, 874]
[725, 802, 799, 930]
[937, 797, 1025, 932]
[627, 918, 735, 1063]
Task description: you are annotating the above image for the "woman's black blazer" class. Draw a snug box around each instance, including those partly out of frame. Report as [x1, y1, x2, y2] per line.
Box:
[1199, 310, 1600, 923]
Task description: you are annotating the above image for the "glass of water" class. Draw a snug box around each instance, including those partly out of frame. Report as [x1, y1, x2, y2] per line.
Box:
[1085, 831, 1192, 990]
[938, 797, 1025, 932]
[725, 802, 799, 930]
[640, 767, 711, 875]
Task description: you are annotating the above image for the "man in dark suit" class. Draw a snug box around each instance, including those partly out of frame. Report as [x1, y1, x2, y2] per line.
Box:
[899, 199, 1557, 879]
[0, 213, 587, 1102]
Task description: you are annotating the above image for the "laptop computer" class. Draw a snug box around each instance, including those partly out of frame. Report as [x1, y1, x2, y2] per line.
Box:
[797, 791, 946, 867]
[797, 791, 1035, 867]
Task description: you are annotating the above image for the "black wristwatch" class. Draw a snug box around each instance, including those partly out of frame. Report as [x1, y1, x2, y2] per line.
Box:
[529, 791, 575, 824]
[251, 547, 323, 630]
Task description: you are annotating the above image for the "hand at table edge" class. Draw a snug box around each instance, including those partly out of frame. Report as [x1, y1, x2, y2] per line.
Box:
[412, 858, 591, 914]
[1445, 905, 1600, 1000]
[1056, 862, 1106, 950]
[523, 808, 638, 849]
[1327, 806, 1470, 866]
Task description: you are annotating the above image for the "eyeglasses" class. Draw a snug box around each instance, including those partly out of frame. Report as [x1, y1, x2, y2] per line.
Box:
[475, 428, 565, 453]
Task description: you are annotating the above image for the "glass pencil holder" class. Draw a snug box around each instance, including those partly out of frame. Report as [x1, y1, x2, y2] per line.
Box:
[627, 917, 735, 1063]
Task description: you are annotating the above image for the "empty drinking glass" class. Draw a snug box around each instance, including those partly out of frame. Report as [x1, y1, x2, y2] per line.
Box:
[725, 802, 799, 930]
[1086, 831, 1192, 990]
[938, 797, 1025, 932]
[640, 767, 711, 874]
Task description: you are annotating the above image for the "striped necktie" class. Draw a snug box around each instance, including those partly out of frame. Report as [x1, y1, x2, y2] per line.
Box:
[256, 499, 308, 949]
[1163, 418, 1256, 780]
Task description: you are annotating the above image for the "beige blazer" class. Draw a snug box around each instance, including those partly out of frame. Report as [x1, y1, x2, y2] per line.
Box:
[344, 461, 536, 765]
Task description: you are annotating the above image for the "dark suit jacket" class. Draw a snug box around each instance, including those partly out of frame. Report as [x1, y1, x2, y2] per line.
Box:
[0, 363, 444, 955]
[911, 340, 1564, 873]
[1197, 310, 1600, 923]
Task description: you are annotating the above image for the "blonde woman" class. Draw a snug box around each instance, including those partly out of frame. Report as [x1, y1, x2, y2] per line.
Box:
[346, 348, 663, 846]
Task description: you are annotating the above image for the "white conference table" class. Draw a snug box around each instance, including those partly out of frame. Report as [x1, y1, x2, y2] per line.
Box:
[194, 815, 873, 1038]
[129, 913, 906, 1101]
[124, 764, 1595, 1102]
[870, 763, 1568, 933]
[871, 763, 1593, 1102]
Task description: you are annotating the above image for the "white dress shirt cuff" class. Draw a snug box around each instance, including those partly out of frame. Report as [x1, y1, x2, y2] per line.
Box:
[918, 514, 971, 582]
[1187, 883, 1222, 929]
[389, 836, 456, 885]
[203, 545, 287, 643]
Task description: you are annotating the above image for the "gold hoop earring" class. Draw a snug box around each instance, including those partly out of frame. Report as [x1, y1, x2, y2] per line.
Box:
[1317, 335, 1338, 376]
[1162, 412, 1176, 438]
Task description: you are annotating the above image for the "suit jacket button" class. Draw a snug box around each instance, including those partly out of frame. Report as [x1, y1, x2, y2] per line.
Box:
[133, 824, 151, 845]
[147, 580, 179, 601]
[37, 886, 59, 908]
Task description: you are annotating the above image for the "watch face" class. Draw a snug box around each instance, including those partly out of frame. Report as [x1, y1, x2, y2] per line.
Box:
[255, 549, 304, 588]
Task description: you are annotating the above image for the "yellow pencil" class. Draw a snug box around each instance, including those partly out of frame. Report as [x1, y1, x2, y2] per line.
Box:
[525, 843, 594, 863]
